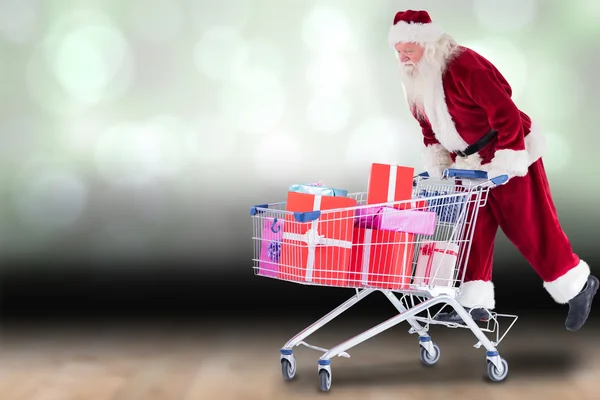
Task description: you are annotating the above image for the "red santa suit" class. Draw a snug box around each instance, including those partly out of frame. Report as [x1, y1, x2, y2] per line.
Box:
[388, 10, 590, 310]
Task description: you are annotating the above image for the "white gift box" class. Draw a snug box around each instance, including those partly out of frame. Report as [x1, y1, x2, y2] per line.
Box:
[413, 241, 459, 287]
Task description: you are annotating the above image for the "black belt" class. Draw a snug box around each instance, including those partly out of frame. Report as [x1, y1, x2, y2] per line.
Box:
[454, 129, 498, 157]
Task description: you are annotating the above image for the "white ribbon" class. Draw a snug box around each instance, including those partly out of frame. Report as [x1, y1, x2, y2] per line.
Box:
[360, 229, 373, 285]
[387, 165, 398, 202]
[301, 228, 324, 247]
[283, 227, 352, 282]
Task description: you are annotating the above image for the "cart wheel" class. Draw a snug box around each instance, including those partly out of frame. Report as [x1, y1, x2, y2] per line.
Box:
[419, 343, 441, 366]
[487, 358, 508, 382]
[319, 369, 332, 392]
[281, 358, 296, 381]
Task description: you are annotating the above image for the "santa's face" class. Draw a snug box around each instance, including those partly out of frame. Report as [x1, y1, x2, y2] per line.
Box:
[394, 42, 424, 75]
[394, 41, 446, 115]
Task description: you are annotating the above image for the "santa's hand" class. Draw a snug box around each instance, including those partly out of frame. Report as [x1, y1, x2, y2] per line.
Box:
[426, 165, 447, 179]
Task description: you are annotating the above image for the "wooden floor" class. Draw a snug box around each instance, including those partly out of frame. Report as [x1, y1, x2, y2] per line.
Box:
[0, 317, 598, 400]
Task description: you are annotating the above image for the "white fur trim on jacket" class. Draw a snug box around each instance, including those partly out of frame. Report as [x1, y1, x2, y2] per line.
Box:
[456, 280, 495, 309]
[423, 75, 470, 152]
[388, 22, 444, 47]
[423, 143, 453, 178]
[452, 122, 547, 178]
[543, 259, 590, 304]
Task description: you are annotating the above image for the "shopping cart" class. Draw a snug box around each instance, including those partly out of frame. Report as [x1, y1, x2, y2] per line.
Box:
[249, 169, 519, 392]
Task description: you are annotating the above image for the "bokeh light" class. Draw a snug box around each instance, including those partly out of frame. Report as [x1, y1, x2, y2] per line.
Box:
[13, 168, 88, 232]
[473, 0, 539, 33]
[302, 5, 353, 54]
[305, 54, 351, 93]
[3, 1, 600, 264]
[93, 116, 195, 187]
[194, 26, 247, 81]
[217, 66, 286, 135]
[253, 131, 304, 179]
[231, 37, 285, 79]
[26, 10, 134, 113]
[51, 25, 132, 105]
[306, 90, 353, 134]
[345, 117, 420, 171]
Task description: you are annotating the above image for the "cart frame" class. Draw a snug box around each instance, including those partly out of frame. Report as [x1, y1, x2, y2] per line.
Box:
[250, 169, 518, 392]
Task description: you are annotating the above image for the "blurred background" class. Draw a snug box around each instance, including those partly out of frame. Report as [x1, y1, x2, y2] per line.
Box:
[1, 0, 600, 398]
[0, 0, 599, 315]
[1, 0, 599, 271]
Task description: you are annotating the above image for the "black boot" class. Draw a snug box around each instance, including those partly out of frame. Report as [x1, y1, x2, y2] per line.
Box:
[434, 307, 491, 324]
[565, 275, 599, 331]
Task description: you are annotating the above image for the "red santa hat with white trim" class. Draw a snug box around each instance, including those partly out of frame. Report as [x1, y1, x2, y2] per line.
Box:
[388, 10, 444, 47]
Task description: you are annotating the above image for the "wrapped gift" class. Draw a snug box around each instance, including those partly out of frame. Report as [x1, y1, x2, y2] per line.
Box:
[257, 217, 283, 277]
[413, 241, 460, 287]
[355, 206, 437, 236]
[395, 198, 429, 210]
[279, 191, 357, 286]
[289, 183, 348, 197]
[348, 227, 415, 290]
[366, 163, 414, 206]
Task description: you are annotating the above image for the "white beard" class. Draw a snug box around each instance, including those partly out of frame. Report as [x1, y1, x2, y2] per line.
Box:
[397, 57, 446, 119]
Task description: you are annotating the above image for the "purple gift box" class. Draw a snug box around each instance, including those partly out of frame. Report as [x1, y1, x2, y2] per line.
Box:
[355, 206, 437, 236]
[258, 217, 283, 277]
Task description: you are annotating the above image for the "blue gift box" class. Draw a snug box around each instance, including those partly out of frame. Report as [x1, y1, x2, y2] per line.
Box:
[289, 184, 348, 197]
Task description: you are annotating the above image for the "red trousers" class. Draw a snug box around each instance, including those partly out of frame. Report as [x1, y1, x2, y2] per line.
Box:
[456, 159, 590, 309]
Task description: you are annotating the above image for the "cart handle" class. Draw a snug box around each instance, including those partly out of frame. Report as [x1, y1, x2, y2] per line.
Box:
[249, 204, 322, 223]
[418, 169, 509, 186]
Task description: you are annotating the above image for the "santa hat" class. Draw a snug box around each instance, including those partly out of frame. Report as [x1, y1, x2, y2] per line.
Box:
[388, 10, 444, 47]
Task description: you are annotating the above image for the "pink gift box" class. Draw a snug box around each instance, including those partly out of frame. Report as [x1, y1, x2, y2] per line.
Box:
[355, 206, 436, 236]
[258, 217, 283, 277]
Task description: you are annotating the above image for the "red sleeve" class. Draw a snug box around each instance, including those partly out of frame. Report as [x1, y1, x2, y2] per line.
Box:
[461, 68, 525, 152]
[410, 108, 439, 147]
[458, 67, 530, 177]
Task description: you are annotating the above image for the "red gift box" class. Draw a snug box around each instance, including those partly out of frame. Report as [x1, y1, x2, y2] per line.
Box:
[279, 192, 357, 286]
[395, 198, 429, 210]
[348, 227, 415, 290]
[367, 163, 415, 207]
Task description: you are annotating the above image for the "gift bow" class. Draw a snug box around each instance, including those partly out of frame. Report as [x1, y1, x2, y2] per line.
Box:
[420, 243, 458, 285]
[421, 243, 436, 257]
[267, 240, 281, 262]
[302, 228, 325, 247]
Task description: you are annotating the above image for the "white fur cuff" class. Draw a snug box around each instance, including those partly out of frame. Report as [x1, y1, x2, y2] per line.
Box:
[488, 149, 530, 178]
[543, 259, 590, 304]
[456, 280, 495, 309]
[423, 144, 452, 171]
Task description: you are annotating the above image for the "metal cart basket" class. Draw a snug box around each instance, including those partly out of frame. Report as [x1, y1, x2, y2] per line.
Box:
[249, 169, 518, 392]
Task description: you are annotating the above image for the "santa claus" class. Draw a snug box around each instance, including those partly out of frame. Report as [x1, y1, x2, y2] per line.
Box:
[389, 10, 597, 330]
